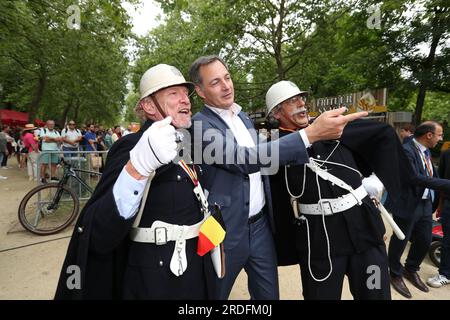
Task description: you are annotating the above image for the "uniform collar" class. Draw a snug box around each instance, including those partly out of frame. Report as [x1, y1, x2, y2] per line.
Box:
[279, 126, 298, 133]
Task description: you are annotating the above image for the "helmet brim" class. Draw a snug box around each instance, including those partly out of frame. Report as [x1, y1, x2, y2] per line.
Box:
[140, 81, 195, 100]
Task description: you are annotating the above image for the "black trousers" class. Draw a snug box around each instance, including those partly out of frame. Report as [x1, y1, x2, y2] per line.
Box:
[299, 244, 391, 300]
[388, 199, 432, 277]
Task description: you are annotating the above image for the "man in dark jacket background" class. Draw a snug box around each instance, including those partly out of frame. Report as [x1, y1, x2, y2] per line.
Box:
[388, 121, 450, 298]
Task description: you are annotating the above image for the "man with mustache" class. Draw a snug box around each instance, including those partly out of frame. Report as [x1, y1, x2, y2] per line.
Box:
[55, 64, 216, 299]
[266, 80, 413, 300]
[189, 56, 368, 300]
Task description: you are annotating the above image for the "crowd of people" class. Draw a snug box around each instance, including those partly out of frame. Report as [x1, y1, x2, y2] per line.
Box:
[1, 57, 448, 301]
[0, 122, 137, 183]
[53, 57, 449, 300]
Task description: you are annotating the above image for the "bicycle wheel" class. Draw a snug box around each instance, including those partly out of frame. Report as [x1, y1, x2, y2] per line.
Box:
[18, 183, 79, 235]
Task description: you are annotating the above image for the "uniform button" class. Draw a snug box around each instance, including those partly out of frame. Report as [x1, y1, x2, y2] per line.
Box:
[244, 176, 249, 180]
[176, 175, 182, 181]
[317, 155, 321, 159]
[133, 190, 138, 195]
[159, 260, 164, 267]
[77, 226, 84, 233]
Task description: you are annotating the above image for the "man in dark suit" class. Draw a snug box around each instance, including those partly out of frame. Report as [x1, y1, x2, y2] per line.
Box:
[55, 64, 216, 299]
[388, 121, 450, 298]
[188, 55, 367, 299]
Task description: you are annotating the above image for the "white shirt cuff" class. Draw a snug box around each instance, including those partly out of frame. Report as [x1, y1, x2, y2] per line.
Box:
[299, 129, 312, 148]
[113, 166, 148, 219]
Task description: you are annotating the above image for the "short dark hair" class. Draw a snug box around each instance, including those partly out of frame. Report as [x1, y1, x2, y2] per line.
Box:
[189, 55, 229, 86]
[414, 121, 441, 138]
[401, 123, 415, 133]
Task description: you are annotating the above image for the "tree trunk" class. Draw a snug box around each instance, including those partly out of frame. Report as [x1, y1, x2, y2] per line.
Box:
[413, 15, 443, 125]
[414, 83, 427, 126]
[60, 103, 72, 128]
[28, 74, 46, 123]
[274, 0, 285, 80]
[73, 100, 80, 124]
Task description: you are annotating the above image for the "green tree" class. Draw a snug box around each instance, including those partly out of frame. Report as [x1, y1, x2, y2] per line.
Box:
[374, 0, 450, 124]
[0, 0, 136, 127]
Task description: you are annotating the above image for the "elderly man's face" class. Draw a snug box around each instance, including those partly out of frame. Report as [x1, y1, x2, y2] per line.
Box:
[150, 85, 192, 128]
[273, 95, 309, 129]
[195, 60, 234, 110]
[47, 121, 55, 130]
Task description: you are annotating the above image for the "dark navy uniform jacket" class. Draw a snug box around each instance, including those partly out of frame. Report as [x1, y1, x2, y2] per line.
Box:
[55, 120, 215, 299]
[272, 120, 415, 263]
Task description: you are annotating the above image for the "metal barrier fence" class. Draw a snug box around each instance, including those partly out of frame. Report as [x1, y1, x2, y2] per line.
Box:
[36, 150, 108, 201]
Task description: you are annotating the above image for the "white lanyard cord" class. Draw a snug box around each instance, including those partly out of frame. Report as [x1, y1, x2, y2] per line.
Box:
[318, 140, 341, 167]
[284, 141, 360, 283]
[312, 158, 363, 178]
[285, 164, 307, 199]
[302, 171, 333, 282]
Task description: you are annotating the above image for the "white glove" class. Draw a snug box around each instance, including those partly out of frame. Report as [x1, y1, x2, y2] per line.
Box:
[362, 173, 384, 201]
[129, 117, 177, 176]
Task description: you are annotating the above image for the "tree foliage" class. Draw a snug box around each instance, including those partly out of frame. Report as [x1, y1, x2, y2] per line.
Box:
[2, 0, 448, 128]
[133, 0, 449, 120]
[0, 0, 136, 127]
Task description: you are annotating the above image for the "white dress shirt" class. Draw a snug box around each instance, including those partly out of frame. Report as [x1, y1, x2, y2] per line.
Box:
[207, 104, 265, 217]
[113, 167, 149, 219]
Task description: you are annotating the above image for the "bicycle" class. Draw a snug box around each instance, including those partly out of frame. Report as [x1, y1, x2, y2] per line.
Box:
[18, 158, 102, 235]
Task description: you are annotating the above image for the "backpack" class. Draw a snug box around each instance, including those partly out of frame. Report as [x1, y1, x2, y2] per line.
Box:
[39, 128, 61, 150]
[61, 128, 81, 136]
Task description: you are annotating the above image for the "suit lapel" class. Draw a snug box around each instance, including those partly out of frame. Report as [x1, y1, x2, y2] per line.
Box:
[238, 112, 257, 144]
[200, 106, 230, 133]
[407, 141, 427, 176]
[238, 112, 253, 128]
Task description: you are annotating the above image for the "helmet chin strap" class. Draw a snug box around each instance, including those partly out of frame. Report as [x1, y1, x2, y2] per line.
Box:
[150, 95, 184, 144]
[150, 95, 168, 119]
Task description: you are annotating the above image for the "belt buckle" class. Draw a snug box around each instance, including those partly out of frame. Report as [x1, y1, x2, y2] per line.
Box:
[318, 200, 333, 215]
[154, 227, 168, 245]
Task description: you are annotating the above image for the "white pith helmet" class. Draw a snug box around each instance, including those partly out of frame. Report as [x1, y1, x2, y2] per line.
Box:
[139, 64, 194, 99]
[265, 80, 307, 116]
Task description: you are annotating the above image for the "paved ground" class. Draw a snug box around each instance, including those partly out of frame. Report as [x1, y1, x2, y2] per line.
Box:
[1, 157, 449, 300]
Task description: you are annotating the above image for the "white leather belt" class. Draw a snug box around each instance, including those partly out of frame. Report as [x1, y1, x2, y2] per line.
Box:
[130, 219, 203, 244]
[297, 185, 368, 216]
[129, 217, 208, 277]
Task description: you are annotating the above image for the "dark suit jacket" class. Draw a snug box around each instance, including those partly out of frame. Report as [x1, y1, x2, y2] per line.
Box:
[191, 106, 309, 250]
[439, 149, 450, 200]
[386, 139, 450, 219]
